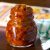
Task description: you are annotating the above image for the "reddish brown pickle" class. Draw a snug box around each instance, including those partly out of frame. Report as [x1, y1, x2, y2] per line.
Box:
[6, 4, 37, 47]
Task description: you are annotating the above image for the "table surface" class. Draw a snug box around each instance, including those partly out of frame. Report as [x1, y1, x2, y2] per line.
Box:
[0, 27, 43, 50]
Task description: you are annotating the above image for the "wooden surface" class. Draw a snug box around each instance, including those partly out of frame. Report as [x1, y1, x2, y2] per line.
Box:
[0, 27, 43, 50]
[0, 0, 50, 7]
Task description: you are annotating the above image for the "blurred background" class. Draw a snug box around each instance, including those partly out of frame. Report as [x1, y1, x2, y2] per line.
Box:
[0, 0, 50, 7]
[0, 0, 50, 50]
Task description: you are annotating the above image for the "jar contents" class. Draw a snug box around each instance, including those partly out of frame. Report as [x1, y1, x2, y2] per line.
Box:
[6, 4, 37, 47]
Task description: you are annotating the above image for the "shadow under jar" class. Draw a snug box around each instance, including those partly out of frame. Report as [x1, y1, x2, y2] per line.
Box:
[6, 4, 37, 48]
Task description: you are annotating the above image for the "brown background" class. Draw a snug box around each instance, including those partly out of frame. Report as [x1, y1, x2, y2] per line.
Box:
[0, 0, 48, 50]
[0, 0, 50, 7]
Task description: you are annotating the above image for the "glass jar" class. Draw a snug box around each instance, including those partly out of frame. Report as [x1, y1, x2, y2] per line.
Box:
[6, 4, 37, 47]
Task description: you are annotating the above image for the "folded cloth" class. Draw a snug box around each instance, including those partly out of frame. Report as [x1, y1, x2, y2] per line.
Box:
[0, 2, 15, 27]
[42, 40, 50, 50]
[0, 2, 50, 27]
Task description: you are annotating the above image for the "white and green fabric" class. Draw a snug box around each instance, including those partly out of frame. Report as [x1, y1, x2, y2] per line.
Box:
[34, 19, 50, 43]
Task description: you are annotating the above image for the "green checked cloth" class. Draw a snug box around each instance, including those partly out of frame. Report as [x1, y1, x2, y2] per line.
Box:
[34, 19, 50, 43]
